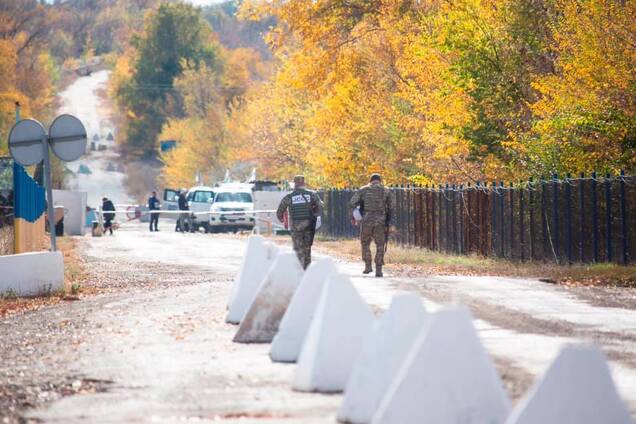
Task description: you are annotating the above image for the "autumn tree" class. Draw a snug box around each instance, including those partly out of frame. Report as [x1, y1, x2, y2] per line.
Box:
[233, 0, 636, 186]
[526, 0, 636, 175]
[113, 3, 222, 158]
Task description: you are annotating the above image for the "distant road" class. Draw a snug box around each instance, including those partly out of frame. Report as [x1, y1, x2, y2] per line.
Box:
[58, 70, 133, 208]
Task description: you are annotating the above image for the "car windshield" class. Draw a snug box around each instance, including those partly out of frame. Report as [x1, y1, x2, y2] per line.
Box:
[215, 192, 252, 203]
[193, 191, 214, 203]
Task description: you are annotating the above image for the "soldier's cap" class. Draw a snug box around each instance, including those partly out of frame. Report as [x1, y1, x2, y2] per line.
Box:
[370, 173, 382, 182]
[293, 175, 305, 184]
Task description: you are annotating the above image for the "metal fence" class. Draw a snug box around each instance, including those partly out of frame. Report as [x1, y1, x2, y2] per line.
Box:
[319, 172, 636, 265]
[0, 157, 14, 255]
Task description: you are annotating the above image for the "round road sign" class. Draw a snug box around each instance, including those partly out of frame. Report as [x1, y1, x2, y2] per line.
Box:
[49, 114, 87, 162]
[8, 119, 46, 166]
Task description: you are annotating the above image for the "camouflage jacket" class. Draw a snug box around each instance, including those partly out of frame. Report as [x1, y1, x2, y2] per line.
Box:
[349, 182, 392, 226]
[277, 189, 323, 231]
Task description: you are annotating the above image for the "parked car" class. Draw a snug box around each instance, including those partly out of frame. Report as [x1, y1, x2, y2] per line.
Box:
[208, 187, 255, 232]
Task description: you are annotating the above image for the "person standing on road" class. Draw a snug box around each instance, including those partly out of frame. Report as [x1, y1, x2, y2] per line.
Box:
[276, 175, 323, 269]
[148, 191, 161, 232]
[177, 189, 192, 233]
[102, 196, 116, 236]
[349, 173, 393, 277]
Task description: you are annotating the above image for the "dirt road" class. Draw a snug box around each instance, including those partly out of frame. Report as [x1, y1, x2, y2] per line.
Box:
[2, 222, 636, 423]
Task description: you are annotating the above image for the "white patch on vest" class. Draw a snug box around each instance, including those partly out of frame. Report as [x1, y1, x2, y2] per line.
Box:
[292, 195, 309, 204]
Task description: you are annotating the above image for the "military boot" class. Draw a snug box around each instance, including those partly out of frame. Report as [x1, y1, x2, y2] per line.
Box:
[363, 262, 373, 274]
[375, 265, 383, 278]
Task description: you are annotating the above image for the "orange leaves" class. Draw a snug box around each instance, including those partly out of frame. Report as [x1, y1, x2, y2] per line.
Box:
[177, 0, 636, 187]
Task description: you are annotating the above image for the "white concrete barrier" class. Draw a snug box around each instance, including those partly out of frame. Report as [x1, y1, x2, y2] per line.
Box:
[233, 252, 304, 343]
[373, 307, 510, 424]
[227, 235, 265, 309]
[0, 251, 64, 296]
[52, 189, 87, 236]
[505, 345, 633, 424]
[293, 273, 375, 393]
[226, 237, 279, 324]
[270, 257, 338, 363]
[338, 293, 428, 423]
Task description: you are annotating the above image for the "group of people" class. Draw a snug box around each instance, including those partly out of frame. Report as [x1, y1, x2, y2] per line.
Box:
[147, 189, 191, 233]
[276, 173, 392, 277]
[103, 173, 392, 276]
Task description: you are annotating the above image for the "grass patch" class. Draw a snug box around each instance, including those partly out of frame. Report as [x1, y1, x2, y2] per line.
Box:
[57, 236, 88, 291]
[314, 237, 636, 288]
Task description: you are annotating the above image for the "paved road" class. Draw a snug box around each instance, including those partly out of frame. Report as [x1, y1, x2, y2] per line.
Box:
[3, 67, 635, 423]
[3, 221, 631, 422]
[59, 70, 132, 208]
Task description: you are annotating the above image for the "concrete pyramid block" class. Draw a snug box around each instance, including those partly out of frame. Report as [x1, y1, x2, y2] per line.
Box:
[372, 307, 511, 424]
[270, 257, 338, 363]
[226, 236, 279, 324]
[338, 293, 428, 423]
[227, 234, 265, 308]
[293, 274, 375, 393]
[505, 344, 633, 424]
[233, 252, 304, 343]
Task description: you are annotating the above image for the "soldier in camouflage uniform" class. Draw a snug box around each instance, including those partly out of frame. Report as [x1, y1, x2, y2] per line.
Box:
[277, 175, 323, 269]
[349, 173, 393, 277]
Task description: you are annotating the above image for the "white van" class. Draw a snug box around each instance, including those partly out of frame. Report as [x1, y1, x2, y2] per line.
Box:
[208, 186, 255, 232]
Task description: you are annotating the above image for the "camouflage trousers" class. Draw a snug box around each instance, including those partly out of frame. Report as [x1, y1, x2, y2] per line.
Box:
[360, 222, 386, 267]
[291, 229, 314, 269]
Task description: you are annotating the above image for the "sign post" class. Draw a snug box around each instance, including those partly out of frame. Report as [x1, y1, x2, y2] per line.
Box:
[8, 114, 87, 252]
[41, 135, 56, 250]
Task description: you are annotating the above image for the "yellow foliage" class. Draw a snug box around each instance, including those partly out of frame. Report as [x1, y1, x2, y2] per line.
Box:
[229, 0, 636, 186]
[0, 9, 55, 157]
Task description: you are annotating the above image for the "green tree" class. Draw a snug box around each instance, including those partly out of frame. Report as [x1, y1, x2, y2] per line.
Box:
[116, 3, 222, 158]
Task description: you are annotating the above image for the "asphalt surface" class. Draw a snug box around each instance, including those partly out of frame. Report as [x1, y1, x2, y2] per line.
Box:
[2, 224, 636, 423]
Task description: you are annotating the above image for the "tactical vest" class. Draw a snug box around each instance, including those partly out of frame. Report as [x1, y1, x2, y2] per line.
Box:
[362, 184, 386, 213]
[289, 189, 313, 221]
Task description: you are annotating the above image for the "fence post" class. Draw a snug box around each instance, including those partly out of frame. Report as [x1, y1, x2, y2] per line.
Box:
[450, 184, 457, 253]
[409, 185, 415, 246]
[605, 172, 612, 262]
[476, 182, 484, 255]
[579, 172, 585, 262]
[432, 186, 437, 251]
[424, 184, 434, 250]
[414, 186, 419, 247]
[529, 178, 535, 261]
[519, 181, 525, 262]
[491, 182, 497, 256]
[592, 171, 599, 262]
[565, 173, 573, 264]
[499, 182, 505, 258]
[620, 170, 628, 264]
[465, 184, 471, 254]
[541, 178, 548, 261]
[509, 182, 514, 260]
[552, 173, 560, 262]
[401, 185, 407, 247]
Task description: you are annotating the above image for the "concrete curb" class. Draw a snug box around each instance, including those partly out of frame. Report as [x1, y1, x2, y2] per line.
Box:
[0, 251, 64, 296]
